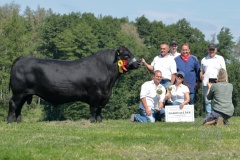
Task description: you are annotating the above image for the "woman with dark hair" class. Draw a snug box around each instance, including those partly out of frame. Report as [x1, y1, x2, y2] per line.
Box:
[203, 68, 234, 125]
[164, 71, 190, 109]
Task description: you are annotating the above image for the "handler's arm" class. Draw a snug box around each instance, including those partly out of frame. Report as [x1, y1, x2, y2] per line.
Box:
[141, 58, 154, 71]
[170, 74, 176, 85]
[207, 83, 213, 100]
[200, 70, 204, 80]
[141, 97, 151, 116]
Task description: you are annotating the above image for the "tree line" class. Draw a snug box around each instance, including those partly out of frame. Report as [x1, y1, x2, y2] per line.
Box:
[0, 3, 240, 121]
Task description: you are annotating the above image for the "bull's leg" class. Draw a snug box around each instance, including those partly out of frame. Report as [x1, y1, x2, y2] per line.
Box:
[15, 101, 25, 123]
[89, 106, 97, 123]
[7, 99, 17, 123]
[7, 95, 26, 123]
[96, 107, 102, 122]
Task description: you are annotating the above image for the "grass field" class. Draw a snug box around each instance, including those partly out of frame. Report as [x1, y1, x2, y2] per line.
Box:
[0, 117, 240, 160]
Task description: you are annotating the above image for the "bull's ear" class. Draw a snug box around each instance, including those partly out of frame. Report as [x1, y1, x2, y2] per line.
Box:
[116, 46, 127, 58]
[117, 47, 123, 56]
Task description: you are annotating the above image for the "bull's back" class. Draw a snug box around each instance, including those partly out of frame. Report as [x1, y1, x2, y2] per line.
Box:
[10, 57, 86, 91]
[9, 53, 118, 104]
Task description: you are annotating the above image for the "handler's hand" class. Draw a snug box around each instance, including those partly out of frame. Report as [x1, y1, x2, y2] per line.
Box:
[146, 108, 152, 116]
[207, 82, 212, 88]
[164, 93, 171, 101]
[141, 58, 146, 64]
[195, 81, 200, 90]
[179, 103, 184, 110]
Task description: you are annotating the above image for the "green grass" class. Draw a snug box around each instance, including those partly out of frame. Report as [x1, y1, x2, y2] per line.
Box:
[0, 117, 240, 160]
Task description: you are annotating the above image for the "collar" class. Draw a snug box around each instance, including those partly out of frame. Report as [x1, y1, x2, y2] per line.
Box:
[170, 51, 178, 55]
[174, 83, 184, 89]
[207, 54, 218, 59]
[159, 54, 169, 58]
[151, 80, 162, 86]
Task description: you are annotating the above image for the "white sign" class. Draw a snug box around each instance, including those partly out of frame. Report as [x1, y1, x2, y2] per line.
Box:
[165, 105, 194, 122]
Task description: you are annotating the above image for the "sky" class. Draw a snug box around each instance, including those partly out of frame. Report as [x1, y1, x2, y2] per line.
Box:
[1, 0, 240, 42]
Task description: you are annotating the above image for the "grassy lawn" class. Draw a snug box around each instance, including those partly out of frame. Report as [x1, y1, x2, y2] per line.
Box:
[0, 117, 240, 160]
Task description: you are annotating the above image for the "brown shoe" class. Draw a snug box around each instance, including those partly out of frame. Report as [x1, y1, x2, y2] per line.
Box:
[216, 117, 224, 126]
[204, 120, 216, 125]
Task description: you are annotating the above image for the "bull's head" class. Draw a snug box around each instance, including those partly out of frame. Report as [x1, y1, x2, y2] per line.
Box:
[116, 46, 141, 73]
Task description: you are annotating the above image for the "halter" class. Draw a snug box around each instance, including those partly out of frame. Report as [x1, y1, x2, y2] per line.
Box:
[117, 51, 137, 73]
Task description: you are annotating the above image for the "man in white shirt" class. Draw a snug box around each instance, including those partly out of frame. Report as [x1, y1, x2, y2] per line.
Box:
[141, 43, 177, 88]
[169, 40, 180, 58]
[200, 43, 226, 115]
[130, 70, 166, 122]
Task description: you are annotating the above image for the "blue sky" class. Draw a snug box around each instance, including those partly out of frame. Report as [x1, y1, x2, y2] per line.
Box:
[1, 0, 240, 42]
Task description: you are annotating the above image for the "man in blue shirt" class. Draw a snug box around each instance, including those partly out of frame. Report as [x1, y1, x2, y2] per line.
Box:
[174, 43, 200, 104]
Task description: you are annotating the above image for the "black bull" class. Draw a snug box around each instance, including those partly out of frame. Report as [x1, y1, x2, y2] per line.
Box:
[7, 46, 141, 123]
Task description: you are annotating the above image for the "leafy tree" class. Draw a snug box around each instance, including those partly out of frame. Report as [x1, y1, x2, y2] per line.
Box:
[39, 14, 67, 58]
[54, 22, 98, 60]
[95, 16, 122, 49]
[232, 38, 240, 59]
[217, 27, 234, 60]
[135, 16, 152, 40]
[226, 60, 240, 116]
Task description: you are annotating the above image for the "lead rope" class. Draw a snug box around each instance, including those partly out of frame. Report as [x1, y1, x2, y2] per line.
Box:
[142, 61, 153, 80]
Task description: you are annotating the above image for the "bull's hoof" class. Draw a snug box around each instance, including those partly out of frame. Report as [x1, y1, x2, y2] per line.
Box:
[16, 115, 22, 123]
[7, 119, 13, 123]
[7, 116, 14, 123]
[96, 116, 102, 122]
[89, 117, 96, 123]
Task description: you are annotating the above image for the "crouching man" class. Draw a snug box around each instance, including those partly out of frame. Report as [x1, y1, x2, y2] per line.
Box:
[130, 70, 166, 122]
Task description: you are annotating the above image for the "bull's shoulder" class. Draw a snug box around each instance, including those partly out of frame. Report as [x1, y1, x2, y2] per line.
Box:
[89, 49, 116, 61]
[12, 56, 27, 64]
[11, 56, 30, 68]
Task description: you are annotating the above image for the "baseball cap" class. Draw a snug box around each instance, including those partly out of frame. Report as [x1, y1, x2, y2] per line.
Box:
[170, 40, 178, 46]
[208, 43, 216, 49]
[176, 71, 185, 78]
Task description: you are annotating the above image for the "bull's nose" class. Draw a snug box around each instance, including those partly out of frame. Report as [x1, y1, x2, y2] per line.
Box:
[137, 60, 142, 66]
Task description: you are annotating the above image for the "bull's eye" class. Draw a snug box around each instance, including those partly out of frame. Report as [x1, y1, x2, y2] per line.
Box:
[124, 55, 129, 59]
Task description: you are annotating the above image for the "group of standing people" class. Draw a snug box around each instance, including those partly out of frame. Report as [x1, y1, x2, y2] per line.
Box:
[130, 40, 234, 126]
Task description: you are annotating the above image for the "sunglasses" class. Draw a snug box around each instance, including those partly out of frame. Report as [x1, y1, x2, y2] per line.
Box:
[177, 75, 183, 79]
[209, 49, 215, 51]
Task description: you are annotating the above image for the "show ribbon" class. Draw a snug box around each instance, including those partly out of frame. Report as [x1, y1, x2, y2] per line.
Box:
[118, 60, 128, 73]
[122, 60, 128, 72]
[118, 60, 124, 73]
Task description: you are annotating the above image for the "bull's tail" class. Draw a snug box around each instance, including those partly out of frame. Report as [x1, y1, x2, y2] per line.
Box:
[6, 56, 24, 101]
[6, 83, 11, 101]
[6, 63, 14, 101]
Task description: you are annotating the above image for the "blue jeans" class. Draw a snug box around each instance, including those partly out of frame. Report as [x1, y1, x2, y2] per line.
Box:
[203, 109, 231, 125]
[160, 79, 171, 88]
[203, 86, 211, 115]
[172, 101, 181, 105]
[189, 93, 195, 105]
[134, 108, 165, 123]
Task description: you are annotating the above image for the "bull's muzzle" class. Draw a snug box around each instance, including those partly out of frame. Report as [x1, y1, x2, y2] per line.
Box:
[128, 57, 141, 69]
